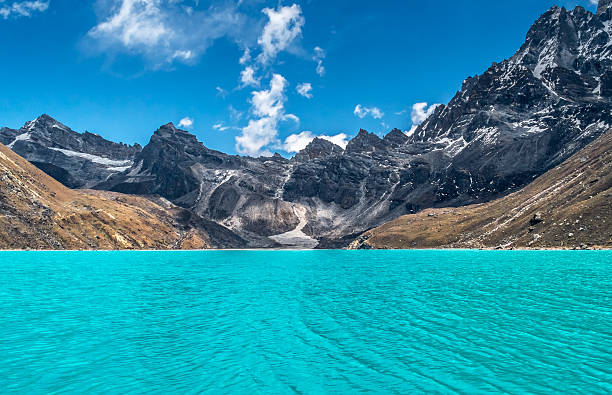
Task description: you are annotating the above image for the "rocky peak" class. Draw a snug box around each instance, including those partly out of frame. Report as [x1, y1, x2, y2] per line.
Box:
[512, 4, 612, 82]
[598, 0, 612, 15]
[144, 123, 207, 160]
[383, 128, 409, 146]
[293, 137, 344, 162]
[21, 114, 70, 134]
[345, 129, 387, 153]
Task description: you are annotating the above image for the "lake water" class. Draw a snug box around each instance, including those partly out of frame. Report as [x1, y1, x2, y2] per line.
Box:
[0, 250, 610, 393]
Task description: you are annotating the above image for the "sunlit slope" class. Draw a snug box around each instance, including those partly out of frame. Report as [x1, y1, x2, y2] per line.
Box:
[350, 131, 612, 250]
[0, 143, 211, 250]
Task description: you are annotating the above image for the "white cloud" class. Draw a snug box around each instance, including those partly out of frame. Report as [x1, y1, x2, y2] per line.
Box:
[236, 73, 299, 156]
[89, 0, 170, 49]
[216, 86, 228, 97]
[228, 105, 243, 121]
[322, 133, 350, 149]
[410, 102, 441, 125]
[239, 47, 251, 65]
[240, 66, 260, 87]
[171, 49, 193, 61]
[0, 0, 49, 19]
[250, 73, 288, 118]
[313, 46, 325, 76]
[406, 125, 418, 137]
[354, 104, 384, 119]
[236, 116, 279, 157]
[213, 122, 230, 132]
[281, 131, 313, 153]
[296, 82, 313, 99]
[283, 113, 300, 124]
[178, 117, 193, 129]
[257, 4, 304, 64]
[282, 131, 349, 153]
[87, 0, 247, 68]
[233, 4, 312, 156]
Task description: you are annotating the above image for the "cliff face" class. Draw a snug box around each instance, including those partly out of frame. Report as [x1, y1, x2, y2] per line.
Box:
[349, 131, 612, 250]
[598, 0, 612, 15]
[0, 142, 224, 250]
[0, 115, 141, 189]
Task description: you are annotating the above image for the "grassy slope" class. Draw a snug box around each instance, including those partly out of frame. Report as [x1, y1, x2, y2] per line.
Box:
[0, 143, 211, 250]
[350, 131, 612, 250]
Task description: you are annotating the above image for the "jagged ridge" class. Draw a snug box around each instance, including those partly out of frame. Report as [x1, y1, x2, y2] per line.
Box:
[2, 3, 611, 248]
[349, 130, 612, 250]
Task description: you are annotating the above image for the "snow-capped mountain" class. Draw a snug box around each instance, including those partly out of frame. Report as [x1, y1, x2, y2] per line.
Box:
[411, 3, 612, 205]
[2, 2, 611, 248]
[0, 115, 141, 188]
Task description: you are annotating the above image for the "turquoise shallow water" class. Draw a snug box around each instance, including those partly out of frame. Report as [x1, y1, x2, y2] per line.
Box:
[0, 250, 610, 393]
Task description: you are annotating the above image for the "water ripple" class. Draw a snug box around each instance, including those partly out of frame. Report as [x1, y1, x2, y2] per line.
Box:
[0, 250, 610, 393]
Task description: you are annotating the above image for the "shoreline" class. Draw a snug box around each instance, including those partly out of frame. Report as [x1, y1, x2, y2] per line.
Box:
[0, 247, 610, 252]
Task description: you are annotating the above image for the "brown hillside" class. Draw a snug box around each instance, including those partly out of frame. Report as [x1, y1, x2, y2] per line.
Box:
[350, 131, 612, 250]
[0, 143, 211, 250]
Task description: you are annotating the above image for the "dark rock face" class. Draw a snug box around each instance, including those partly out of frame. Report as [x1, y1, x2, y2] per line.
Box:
[383, 128, 409, 147]
[3, 5, 612, 248]
[0, 115, 141, 188]
[96, 123, 303, 247]
[293, 138, 343, 162]
[598, 0, 612, 15]
[407, 5, 612, 207]
[345, 129, 387, 153]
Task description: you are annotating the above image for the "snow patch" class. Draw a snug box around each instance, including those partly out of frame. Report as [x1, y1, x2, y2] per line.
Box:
[8, 133, 31, 149]
[49, 147, 132, 167]
[270, 205, 319, 249]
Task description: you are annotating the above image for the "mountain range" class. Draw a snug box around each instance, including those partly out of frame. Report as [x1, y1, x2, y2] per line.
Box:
[1, 2, 611, 249]
[349, 130, 611, 250]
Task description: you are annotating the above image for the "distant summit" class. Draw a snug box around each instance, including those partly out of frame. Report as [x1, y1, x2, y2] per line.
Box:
[598, 0, 612, 15]
[0, 115, 141, 188]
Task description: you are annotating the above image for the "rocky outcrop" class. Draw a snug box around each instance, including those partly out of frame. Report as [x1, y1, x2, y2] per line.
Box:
[598, 0, 612, 15]
[383, 128, 409, 147]
[0, 115, 141, 188]
[404, 4, 612, 207]
[345, 129, 387, 153]
[96, 123, 302, 247]
[293, 138, 344, 162]
[349, 131, 612, 250]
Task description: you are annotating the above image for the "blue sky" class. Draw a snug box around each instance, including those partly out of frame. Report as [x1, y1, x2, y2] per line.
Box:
[0, 0, 600, 156]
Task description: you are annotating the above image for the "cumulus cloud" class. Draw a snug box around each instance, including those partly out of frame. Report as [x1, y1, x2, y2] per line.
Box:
[251, 73, 287, 118]
[313, 46, 325, 76]
[354, 104, 384, 119]
[236, 73, 299, 156]
[296, 82, 313, 99]
[0, 0, 49, 19]
[404, 102, 442, 136]
[87, 0, 247, 68]
[256, 4, 304, 64]
[240, 66, 260, 87]
[178, 117, 193, 129]
[235, 4, 312, 156]
[282, 131, 349, 153]
[236, 117, 279, 157]
[411, 102, 441, 125]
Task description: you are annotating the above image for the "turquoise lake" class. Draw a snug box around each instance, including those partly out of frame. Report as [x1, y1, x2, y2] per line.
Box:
[0, 250, 610, 393]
